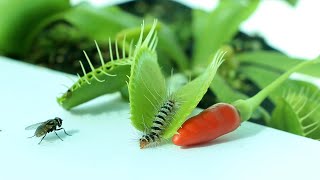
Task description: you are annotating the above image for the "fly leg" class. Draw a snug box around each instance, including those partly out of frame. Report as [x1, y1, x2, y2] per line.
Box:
[56, 128, 72, 136]
[54, 131, 64, 141]
[28, 135, 36, 138]
[38, 133, 47, 144]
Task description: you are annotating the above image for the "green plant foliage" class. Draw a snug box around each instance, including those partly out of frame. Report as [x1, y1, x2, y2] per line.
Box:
[233, 58, 320, 122]
[285, 0, 299, 6]
[0, 0, 70, 56]
[239, 64, 283, 103]
[157, 25, 189, 71]
[57, 38, 133, 110]
[269, 97, 303, 134]
[128, 20, 165, 130]
[192, 0, 259, 68]
[210, 74, 247, 103]
[270, 83, 320, 140]
[116, 21, 189, 72]
[237, 51, 320, 78]
[239, 64, 320, 105]
[61, 4, 140, 41]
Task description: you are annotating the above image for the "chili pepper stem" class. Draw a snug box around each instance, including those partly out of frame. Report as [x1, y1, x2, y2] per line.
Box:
[233, 58, 320, 122]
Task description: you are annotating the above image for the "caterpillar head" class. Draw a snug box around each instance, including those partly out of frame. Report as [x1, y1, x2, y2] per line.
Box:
[139, 138, 148, 149]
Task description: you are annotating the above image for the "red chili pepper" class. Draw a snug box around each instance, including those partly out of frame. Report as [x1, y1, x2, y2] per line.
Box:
[173, 58, 320, 147]
[172, 103, 240, 146]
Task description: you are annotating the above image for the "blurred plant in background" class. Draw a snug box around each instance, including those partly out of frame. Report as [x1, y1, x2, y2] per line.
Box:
[1, 0, 319, 140]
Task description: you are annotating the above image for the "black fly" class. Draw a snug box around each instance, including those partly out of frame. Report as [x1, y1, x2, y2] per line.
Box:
[25, 117, 71, 144]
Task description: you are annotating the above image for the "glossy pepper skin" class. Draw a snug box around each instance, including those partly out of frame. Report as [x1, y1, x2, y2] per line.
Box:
[172, 103, 241, 146]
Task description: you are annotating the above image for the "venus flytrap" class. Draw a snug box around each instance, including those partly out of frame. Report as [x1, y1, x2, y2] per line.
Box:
[57, 37, 133, 110]
[270, 86, 320, 140]
[57, 20, 161, 110]
[128, 19, 226, 148]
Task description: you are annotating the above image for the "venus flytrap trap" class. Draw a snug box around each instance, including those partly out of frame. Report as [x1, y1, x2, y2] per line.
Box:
[57, 37, 133, 110]
[128, 19, 226, 148]
[56, 20, 174, 110]
[269, 86, 320, 140]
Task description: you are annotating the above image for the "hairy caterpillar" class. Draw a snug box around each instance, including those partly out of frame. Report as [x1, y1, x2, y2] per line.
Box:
[139, 99, 176, 149]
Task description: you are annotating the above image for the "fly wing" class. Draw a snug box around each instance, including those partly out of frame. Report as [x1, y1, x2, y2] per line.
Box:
[25, 121, 46, 130]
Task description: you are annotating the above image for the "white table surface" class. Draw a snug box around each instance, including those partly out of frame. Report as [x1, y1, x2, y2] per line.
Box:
[1, 56, 320, 180]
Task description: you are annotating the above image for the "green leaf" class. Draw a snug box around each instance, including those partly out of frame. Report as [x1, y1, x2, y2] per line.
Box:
[62, 4, 140, 41]
[269, 83, 320, 140]
[269, 97, 304, 135]
[237, 51, 320, 78]
[284, 0, 298, 6]
[240, 64, 320, 101]
[192, 0, 259, 68]
[239, 65, 284, 103]
[239, 64, 320, 104]
[0, 0, 70, 56]
[157, 24, 189, 71]
[100, 6, 141, 27]
[210, 74, 247, 103]
[116, 22, 189, 72]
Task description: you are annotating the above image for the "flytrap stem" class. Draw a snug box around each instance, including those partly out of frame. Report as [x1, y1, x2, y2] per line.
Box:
[233, 58, 320, 122]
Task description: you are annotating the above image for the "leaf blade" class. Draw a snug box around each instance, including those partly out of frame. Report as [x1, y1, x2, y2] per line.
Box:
[269, 97, 304, 135]
[192, 0, 259, 68]
[236, 51, 320, 78]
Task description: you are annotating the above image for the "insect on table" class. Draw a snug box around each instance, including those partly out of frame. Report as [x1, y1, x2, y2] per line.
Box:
[25, 117, 71, 144]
